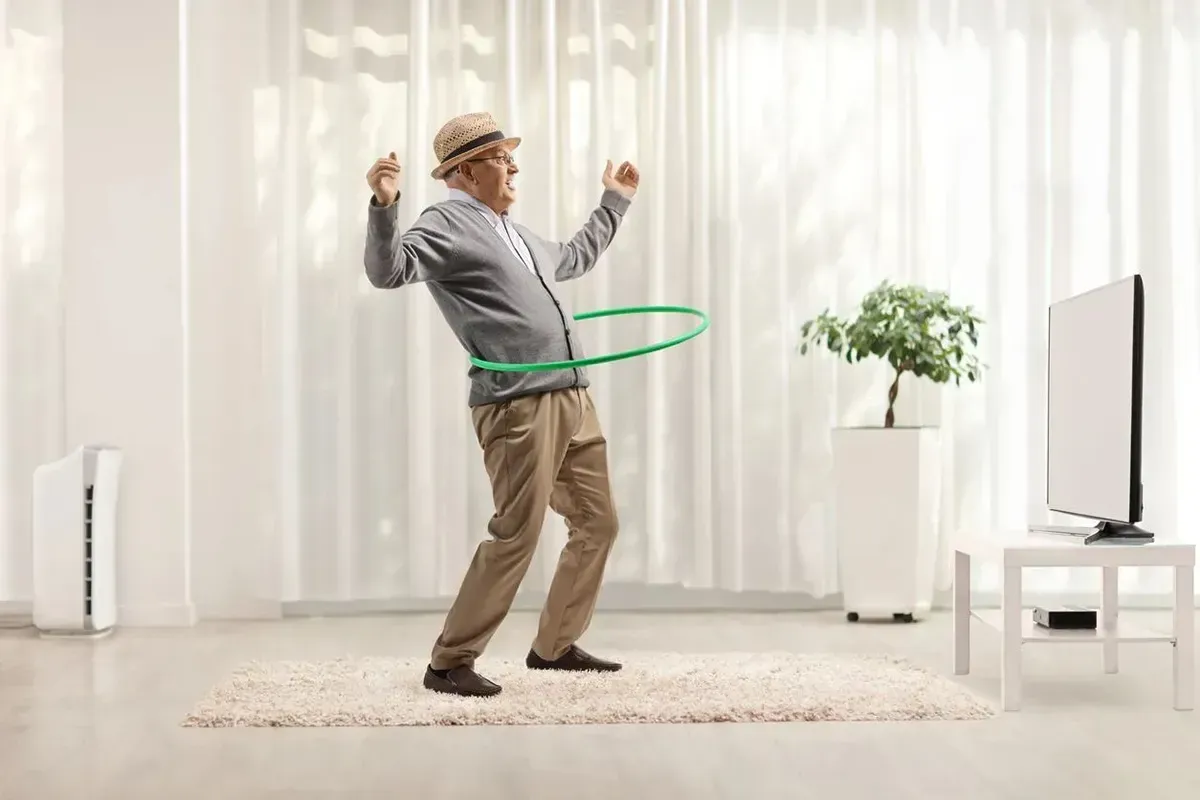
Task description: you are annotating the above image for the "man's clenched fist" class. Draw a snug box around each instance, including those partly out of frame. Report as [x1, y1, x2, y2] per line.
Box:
[366, 152, 401, 206]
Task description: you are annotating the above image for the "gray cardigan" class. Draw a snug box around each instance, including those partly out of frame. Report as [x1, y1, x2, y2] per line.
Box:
[364, 188, 632, 406]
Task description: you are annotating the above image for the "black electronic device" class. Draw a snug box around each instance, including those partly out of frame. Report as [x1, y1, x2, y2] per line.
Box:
[1032, 605, 1097, 630]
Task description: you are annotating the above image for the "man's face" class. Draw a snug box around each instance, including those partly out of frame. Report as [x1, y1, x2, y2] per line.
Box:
[462, 147, 518, 212]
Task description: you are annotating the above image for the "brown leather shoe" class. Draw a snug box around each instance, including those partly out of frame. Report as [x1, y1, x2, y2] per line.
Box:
[526, 645, 622, 672]
[423, 665, 502, 697]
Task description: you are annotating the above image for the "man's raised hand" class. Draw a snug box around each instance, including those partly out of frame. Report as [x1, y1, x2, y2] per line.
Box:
[367, 152, 402, 206]
[602, 159, 640, 198]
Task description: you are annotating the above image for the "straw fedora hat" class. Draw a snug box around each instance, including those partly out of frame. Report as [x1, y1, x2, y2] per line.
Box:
[430, 112, 521, 179]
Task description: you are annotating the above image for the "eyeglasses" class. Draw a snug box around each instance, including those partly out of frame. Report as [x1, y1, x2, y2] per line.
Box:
[465, 153, 516, 167]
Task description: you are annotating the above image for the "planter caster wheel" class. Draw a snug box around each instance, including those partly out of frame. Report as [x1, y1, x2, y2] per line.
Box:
[893, 613, 916, 624]
[846, 612, 860, 623]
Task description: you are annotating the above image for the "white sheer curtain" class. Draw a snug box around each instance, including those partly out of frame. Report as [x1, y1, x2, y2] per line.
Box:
[205, 0, 1196, 608]
[4, 0, 1200, 614]
[0, 0, 63, 610]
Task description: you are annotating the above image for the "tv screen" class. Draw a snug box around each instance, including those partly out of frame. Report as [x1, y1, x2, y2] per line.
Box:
[1045, 274, 1144, 524]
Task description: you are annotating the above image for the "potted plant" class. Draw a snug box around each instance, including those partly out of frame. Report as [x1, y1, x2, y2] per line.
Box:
[798, 282, 983, 623]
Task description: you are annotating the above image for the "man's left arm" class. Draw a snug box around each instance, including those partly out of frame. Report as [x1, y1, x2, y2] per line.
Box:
[552, 160, 640, 282]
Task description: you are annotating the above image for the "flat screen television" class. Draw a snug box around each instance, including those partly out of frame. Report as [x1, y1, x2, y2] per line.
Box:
[1032, 274, 1151, 544]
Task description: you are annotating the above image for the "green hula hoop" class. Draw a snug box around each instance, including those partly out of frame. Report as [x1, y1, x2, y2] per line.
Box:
[469, 304, 710, 373]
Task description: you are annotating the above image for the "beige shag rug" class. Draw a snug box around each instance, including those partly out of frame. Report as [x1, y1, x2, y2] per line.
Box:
[182, 653, 992, 727]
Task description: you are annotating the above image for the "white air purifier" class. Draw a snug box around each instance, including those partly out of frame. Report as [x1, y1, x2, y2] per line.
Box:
[32, 445, 123, 637]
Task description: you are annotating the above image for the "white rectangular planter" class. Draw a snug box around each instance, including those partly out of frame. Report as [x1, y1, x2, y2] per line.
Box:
[832, 427, 941, 621]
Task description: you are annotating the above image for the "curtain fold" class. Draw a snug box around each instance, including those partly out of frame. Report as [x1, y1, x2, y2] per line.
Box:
[0, 0, 64, 606]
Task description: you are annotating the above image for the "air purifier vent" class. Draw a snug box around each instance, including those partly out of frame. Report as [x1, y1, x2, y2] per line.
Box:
[84, 485, 94, 620]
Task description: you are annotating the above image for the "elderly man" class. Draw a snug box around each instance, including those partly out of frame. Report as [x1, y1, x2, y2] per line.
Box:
[363, 112, 640, 698]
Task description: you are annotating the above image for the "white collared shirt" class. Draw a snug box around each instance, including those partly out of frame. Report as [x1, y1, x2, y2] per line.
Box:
[447, 188, 538, 275]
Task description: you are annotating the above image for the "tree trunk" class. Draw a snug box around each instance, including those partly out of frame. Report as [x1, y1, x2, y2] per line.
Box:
[884, 369, 903, 428]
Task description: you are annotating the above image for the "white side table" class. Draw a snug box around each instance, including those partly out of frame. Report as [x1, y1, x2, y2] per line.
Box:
[953, 530, 1195, 711]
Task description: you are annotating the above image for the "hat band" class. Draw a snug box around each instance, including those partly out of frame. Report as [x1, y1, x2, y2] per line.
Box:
[442, 130, 508, 163]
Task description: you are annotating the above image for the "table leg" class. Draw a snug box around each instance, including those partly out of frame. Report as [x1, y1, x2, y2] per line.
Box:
[1001, 565, 1022, 711]
[1174, 564, 1194, 711]
[1102, 566, 1119, 674]
[953, 551, 970, 675]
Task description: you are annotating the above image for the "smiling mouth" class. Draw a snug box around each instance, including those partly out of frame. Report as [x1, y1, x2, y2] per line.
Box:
[505, 179, 515, 191]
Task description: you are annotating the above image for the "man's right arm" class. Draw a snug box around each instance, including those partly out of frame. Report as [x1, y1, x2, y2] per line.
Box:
[363, 196, 457, 289]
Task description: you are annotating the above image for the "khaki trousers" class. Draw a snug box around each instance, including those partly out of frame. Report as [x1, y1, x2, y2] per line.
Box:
[430, 386, 620, 670]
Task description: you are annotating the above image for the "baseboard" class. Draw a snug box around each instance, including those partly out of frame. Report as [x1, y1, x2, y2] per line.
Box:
[195, 599, 283, 621]
[0, 600, 33, 629]
[283, 586, 1200, 617]
[1, 600, 198, 628]
[283, 584, 844, 616]
[11, 587, 1197, 625]
[118, 602, 197, 627]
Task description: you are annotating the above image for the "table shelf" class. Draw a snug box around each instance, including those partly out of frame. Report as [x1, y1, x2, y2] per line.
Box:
[971, 609, 1174, 644]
